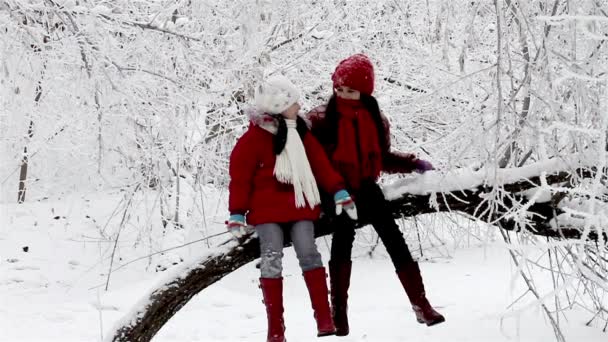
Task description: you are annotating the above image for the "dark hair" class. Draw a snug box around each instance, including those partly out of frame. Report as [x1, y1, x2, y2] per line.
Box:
[273, 115, 309, 155]
[322, 93, 387, 150]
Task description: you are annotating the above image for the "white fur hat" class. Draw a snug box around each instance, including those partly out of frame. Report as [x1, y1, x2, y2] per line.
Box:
[254, 75, 300, 114]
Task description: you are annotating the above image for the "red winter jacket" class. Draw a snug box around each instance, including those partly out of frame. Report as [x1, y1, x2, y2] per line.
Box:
[228, 116, 345, 226]
[306, 105, 419, 184]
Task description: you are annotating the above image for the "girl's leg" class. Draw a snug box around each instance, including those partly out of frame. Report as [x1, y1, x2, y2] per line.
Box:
[327, 215, 356, 336]
[329, 215, 356, 262]
[257, 223, 285, 278]
[290, 220, 336, 336]
[363, 183, 445, 326]
[290, 220, 323, 271]
[369, 209, 414, 268]
[362, 181, 414, 269]
[257, 223, 287, 341]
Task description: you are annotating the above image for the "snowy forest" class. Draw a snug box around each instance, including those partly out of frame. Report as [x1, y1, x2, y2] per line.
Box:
[1, 0, 608, 341]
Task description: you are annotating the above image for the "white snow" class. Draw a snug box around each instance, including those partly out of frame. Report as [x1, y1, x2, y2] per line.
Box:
[537, 15, 608, 24]
[91, 5, 112, 15]
[311, 29, 334, 39]
[175, 17, 190, 27]
[1, 192, 606, 342]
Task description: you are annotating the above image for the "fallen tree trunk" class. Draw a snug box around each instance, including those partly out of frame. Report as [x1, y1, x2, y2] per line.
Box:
[108, 163, 603, 342]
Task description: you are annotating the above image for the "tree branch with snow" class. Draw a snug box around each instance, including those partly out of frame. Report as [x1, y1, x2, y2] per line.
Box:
[107, 155, 607, 341]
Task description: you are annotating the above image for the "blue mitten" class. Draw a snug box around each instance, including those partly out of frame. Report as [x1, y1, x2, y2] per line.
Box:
[226, 214, 247, 239]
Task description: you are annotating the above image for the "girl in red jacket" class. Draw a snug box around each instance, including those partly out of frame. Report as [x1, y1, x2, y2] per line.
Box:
[227, 75, 357, 342]
[306, 54, 445, 336]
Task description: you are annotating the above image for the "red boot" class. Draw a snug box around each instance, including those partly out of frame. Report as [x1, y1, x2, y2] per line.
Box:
[260, 278, 286, 342]
[303, 267, 336, 337]
[397, 262, 445, 326]
[328, 260, 352, 336]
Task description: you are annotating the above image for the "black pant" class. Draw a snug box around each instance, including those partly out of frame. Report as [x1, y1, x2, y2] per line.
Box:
[329, 180, 414, 271]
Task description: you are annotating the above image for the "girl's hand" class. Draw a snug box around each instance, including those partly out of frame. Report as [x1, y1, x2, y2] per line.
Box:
[226, 214, 247, 239]
[334, 190, 358, 220]
[414, 159, 434, 173]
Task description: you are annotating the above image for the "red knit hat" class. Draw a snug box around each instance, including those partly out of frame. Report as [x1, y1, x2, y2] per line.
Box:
[331, 54, 375, 95]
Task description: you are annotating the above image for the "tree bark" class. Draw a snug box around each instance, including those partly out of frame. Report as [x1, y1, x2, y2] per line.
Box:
[108, 166, 603, 342]
[17, 119, 35, 203]
[17, 14, 45, 202]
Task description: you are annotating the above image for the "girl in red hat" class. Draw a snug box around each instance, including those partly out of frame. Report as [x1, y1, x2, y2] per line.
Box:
[227, 75, 358, 342]
[306, 54, 445, 336]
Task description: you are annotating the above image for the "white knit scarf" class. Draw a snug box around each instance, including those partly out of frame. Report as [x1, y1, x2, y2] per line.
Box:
[273, 119, 321, 208]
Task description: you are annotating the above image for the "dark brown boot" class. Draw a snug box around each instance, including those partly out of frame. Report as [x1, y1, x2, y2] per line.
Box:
[397, 262, 445, 326]
[329, 260, 352, 336]
[260, 277, 286, 342]
[303, 267, 336, 337]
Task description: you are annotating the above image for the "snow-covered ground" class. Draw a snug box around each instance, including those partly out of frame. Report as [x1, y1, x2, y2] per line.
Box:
[1, 192, 606, 342]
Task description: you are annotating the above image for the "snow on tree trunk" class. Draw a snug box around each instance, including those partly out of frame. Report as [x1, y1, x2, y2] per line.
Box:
[107, 238, 259, 342]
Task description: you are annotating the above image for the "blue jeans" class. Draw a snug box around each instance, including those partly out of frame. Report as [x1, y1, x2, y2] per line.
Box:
[257, 220, 323, 278]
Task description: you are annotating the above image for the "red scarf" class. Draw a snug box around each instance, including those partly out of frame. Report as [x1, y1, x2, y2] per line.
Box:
[332, 98, 382, 190]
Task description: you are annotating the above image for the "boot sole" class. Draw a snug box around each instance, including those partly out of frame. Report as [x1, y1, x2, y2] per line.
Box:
[318, 331, 337, 337]
[418, 317, 446, 326]
[334, 329, 349, 336]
